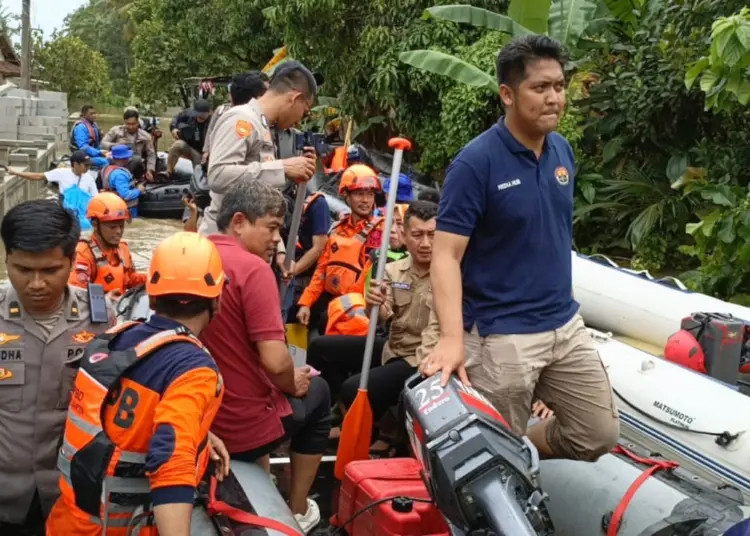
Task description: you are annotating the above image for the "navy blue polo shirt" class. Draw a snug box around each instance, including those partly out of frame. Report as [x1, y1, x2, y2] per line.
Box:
[295, 191, 331, 276]
[437, 118, 579, 336]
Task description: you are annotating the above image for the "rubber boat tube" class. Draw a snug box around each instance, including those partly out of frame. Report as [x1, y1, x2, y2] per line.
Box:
[540, 441, 749, 535]
[137, 156, 193, 220]
[591, 328, 750, 500]
[573, 253, 750, 348]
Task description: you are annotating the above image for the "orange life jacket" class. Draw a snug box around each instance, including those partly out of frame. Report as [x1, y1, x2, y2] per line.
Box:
[326, 293, 369, 336]
[70, 119, 100, 152]
[55, 321, 214, 533]
[323, 216, 383, 296]
[84, 238, 132, 294]
[325, 146, 348, 174]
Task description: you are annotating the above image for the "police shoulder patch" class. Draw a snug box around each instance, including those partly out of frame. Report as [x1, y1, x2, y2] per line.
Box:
[235, 120, 253, 139]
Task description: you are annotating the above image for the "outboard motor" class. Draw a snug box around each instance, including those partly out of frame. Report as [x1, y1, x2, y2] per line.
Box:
[403, 374, 555, 536]
[189, 163, 211, 211]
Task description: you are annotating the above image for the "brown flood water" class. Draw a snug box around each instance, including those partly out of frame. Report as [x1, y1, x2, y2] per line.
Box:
[0, 192, 184, 285]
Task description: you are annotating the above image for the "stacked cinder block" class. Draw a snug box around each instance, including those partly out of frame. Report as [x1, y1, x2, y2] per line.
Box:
[0, 87, 69, 145]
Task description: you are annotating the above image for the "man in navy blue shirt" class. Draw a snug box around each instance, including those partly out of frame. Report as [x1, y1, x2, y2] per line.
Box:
[419, 35, 619, 462]
[281, 185, 331, 322]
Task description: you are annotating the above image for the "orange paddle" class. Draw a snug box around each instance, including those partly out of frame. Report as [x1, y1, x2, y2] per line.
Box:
[334, 136, 413, 480]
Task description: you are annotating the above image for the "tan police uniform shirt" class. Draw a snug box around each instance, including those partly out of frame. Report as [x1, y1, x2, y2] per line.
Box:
[0, 285, 114, 523]
[100, 125, 156, 171]
[380, 256, 432, 367]
[199, 99, 286, 235]
[203, 102, 232, 154]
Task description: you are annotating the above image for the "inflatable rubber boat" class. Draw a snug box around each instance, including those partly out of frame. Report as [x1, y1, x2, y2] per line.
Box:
[391, 373, 750, 536]
[573, 253, 750, 348]
[590, 327, 750, 500]
[137, 155, 194, 220]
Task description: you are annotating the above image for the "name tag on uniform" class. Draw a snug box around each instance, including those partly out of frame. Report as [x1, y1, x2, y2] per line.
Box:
[392, 282, 411, 290]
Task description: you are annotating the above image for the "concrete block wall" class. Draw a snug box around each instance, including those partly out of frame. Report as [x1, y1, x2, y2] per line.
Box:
[0, 86, 69, 147]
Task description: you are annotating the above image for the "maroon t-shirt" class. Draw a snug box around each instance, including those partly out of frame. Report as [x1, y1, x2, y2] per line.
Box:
[200, 234, 292, 453]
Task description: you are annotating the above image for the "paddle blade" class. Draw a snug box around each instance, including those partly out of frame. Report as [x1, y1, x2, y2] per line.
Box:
[334, 389, 373, 480]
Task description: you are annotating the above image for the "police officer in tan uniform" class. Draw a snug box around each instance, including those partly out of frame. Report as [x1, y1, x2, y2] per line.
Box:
[199, 62, 319, 235]
[101, 108, 157, 181]
[0, 200, 114, 535]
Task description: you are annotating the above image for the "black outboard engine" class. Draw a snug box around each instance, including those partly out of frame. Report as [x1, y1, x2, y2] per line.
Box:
[403, 374, 555, 536]
[189, 164, 211, 211]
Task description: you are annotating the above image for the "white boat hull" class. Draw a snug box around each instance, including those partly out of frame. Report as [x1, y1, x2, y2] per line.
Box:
[593, 329, 750, 499]
[573, 253, 750, 348]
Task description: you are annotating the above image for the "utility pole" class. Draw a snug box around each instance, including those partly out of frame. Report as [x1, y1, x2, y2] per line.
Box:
[20, 0, 31, 90]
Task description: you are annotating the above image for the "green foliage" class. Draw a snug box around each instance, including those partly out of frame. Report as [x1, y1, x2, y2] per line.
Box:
[573, 0, 750, 278]
[37, 36, 112, 103]
[685, 7, 750, 110]
[65, 0, 134, 96]
[128, 0, 277, 104]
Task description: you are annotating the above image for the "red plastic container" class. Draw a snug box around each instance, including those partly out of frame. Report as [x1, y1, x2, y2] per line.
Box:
[333, 458, 450, 536]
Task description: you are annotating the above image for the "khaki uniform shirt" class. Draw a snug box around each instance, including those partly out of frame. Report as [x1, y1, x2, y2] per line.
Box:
[380, 256, 432, 367]
[100, 125, 156, 171]
[0, 285, 114, 522]
[204, 103, 232, 154]
[199, 99, 286, 235]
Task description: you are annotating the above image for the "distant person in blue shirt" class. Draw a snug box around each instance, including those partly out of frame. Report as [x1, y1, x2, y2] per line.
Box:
[418, 35, 619, 463]
[280, 184, 331, 322]
[70, 105, 109, 168]
[100, 144, 145, 218]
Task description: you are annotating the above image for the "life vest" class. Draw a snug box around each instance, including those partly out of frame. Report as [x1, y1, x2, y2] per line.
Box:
[99, 165, 138, 208]
[326, 293, 369, 336]
[292, 192, 325, 250]
[325, 146, 348, 173]
[323, 216, 383, 296]
[70, 119, 100, 152]
[84, 238, 132, 294]
[56, 321, 211, 532]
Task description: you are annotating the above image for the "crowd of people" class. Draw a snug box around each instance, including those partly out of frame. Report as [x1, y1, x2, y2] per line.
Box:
[0, 34, 636, 535]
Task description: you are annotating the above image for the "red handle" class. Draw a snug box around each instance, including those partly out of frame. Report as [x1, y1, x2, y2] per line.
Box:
[388, 137, 412, 151]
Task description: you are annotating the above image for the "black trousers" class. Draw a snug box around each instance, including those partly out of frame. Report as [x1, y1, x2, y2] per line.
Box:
[307, 335, 416, 421]
[341, 358, 416, 421]
[231, 376, 332, 460]
[307, 335, 387, 402]
[0, 490, 45, 536]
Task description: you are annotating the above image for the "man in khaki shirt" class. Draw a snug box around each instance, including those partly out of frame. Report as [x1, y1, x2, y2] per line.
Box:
[0, 200, 114, 535]
[100, 108, 156, 181]
[336, 200, 438, 451]
[199, 61, 319, 236]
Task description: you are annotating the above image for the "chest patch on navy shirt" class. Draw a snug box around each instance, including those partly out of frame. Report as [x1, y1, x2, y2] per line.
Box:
[554, 166, 570, 186]
[391, 282, 411, 290]
[497, 178, 521, 191]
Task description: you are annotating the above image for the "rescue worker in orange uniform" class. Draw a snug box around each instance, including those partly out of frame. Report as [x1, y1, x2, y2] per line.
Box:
[46, 232, 230, 536]
[68, 192, 147, 297]
[296, 164, 384, 332]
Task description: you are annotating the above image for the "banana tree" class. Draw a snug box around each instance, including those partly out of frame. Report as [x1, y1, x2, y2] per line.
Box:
[399, 0, 602, 89]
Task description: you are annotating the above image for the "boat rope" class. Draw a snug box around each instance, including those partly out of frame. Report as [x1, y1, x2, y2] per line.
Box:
[205, 475, 304, 536]
[604, 445, 679, 536]
[587, 328, 743, 447]
[612, 385, 742, 447]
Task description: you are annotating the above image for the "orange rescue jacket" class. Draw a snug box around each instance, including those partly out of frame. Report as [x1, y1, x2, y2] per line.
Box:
[298, 215, 383, 308]
[69, 237, 147, 295]
[326, 293, 369, 336]
[49, 321, 223, 535]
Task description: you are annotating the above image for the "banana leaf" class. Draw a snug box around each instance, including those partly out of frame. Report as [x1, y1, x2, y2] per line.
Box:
[399, 50, 499, 91]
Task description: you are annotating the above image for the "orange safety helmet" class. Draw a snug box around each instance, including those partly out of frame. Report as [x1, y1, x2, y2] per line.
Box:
[147, 232, 225, 299]
[338, 164, 382, 196]
[664, 329, 707, 374]
[86, 192, 130, 222]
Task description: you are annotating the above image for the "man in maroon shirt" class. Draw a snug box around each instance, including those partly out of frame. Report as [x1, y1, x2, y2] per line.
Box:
[199, 180, 331, 533]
